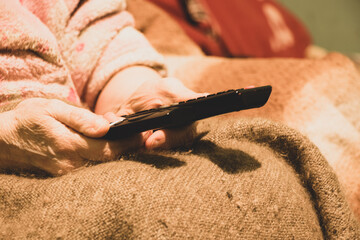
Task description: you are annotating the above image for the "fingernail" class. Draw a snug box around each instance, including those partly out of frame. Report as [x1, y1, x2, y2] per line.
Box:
[143, 130, 152, 139]
[245, 85, 255, 89]
[150, 138, 164, 149]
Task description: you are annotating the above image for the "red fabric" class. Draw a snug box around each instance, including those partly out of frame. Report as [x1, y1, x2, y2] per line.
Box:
[147, 0, 226, 56]
[147, 0, 312, 58]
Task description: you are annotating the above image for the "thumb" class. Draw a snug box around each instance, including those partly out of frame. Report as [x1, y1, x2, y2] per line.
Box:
[163, 77, 207, 101]
[47, 100, 109, 138]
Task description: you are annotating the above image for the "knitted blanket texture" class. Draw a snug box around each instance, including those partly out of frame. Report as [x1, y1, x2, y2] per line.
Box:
[1, 118, 359, 239]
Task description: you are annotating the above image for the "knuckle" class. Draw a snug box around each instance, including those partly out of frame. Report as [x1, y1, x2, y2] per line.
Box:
[53, 137, 76, 153]
[68, 107, 83, 123]
[70, 107, 92, 124]
[102, 147, 117, 161]
[50, 159, 77, 176]
[147, 98, 163, 108]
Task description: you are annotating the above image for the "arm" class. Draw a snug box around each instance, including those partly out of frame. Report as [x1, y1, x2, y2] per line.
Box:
[0, 0, 146, 176]
[26, 0, 203, 150]
[0, 98, 145, 175]
[0, 0, 81, 112]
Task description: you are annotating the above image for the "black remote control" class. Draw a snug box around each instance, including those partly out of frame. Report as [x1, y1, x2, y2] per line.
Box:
[104, 85, 272, 139]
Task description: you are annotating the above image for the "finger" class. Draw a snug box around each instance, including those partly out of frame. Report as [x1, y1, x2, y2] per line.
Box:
[118, 98, 164, 116]
[142, 130, 153, 142]
[34, 124, 146, 172]
[145, 123, 198, 150]
[74, 133, 146, 162]
[104, 112, 123, 123]
[162, 77, 206, 101]
[47, 111, 146, 162]
[47, 99, 109, 138]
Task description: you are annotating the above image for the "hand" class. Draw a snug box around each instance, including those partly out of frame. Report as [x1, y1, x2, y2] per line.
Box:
[0, 98, 146, 176]
[115, 77, 205, 150]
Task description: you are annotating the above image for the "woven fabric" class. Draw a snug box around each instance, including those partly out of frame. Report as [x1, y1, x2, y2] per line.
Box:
[1, 118, 359, 239]
[165, 52, 360, 221]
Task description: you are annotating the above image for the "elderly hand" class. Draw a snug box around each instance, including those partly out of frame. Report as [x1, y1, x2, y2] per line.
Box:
[116, 77, 205, 150]
[0, 98, 146, 176]
[95, 66, 205, 150]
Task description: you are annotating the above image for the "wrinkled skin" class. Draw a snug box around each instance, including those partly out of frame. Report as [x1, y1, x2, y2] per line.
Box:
[0, 98, 146, 176]
[0, 77, 205, 176]
[113, 77, 205, 150]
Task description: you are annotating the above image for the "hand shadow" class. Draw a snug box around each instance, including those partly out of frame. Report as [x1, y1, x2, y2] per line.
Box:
[123, 152, 186, 170]
[191, 140, 261, 174]
[124, 138, 261, 174]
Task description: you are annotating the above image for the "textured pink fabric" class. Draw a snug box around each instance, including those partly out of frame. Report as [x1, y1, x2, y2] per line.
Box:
[0, 0, 165, 110]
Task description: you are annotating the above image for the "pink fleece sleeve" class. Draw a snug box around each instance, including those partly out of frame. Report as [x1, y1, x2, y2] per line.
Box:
[23, 0, 166, 109]
[0, 0, 81, 112]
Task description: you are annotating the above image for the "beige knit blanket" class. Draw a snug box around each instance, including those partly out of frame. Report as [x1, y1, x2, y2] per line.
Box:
[165, 53, 360, 224]
[1, 118, 359, 239]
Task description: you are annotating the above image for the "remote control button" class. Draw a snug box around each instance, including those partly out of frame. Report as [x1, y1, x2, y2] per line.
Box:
[196, 96, 207, 100]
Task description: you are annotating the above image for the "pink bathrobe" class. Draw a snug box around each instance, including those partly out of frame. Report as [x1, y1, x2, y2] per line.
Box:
[0, 0, 165, 112]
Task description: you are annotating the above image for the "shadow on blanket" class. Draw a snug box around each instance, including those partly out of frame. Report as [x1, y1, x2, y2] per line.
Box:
[191, 140, 261, 174]
[1, 118, 359, 239]
[125, 140, 261, 174]
[165, 53, 360, 223]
